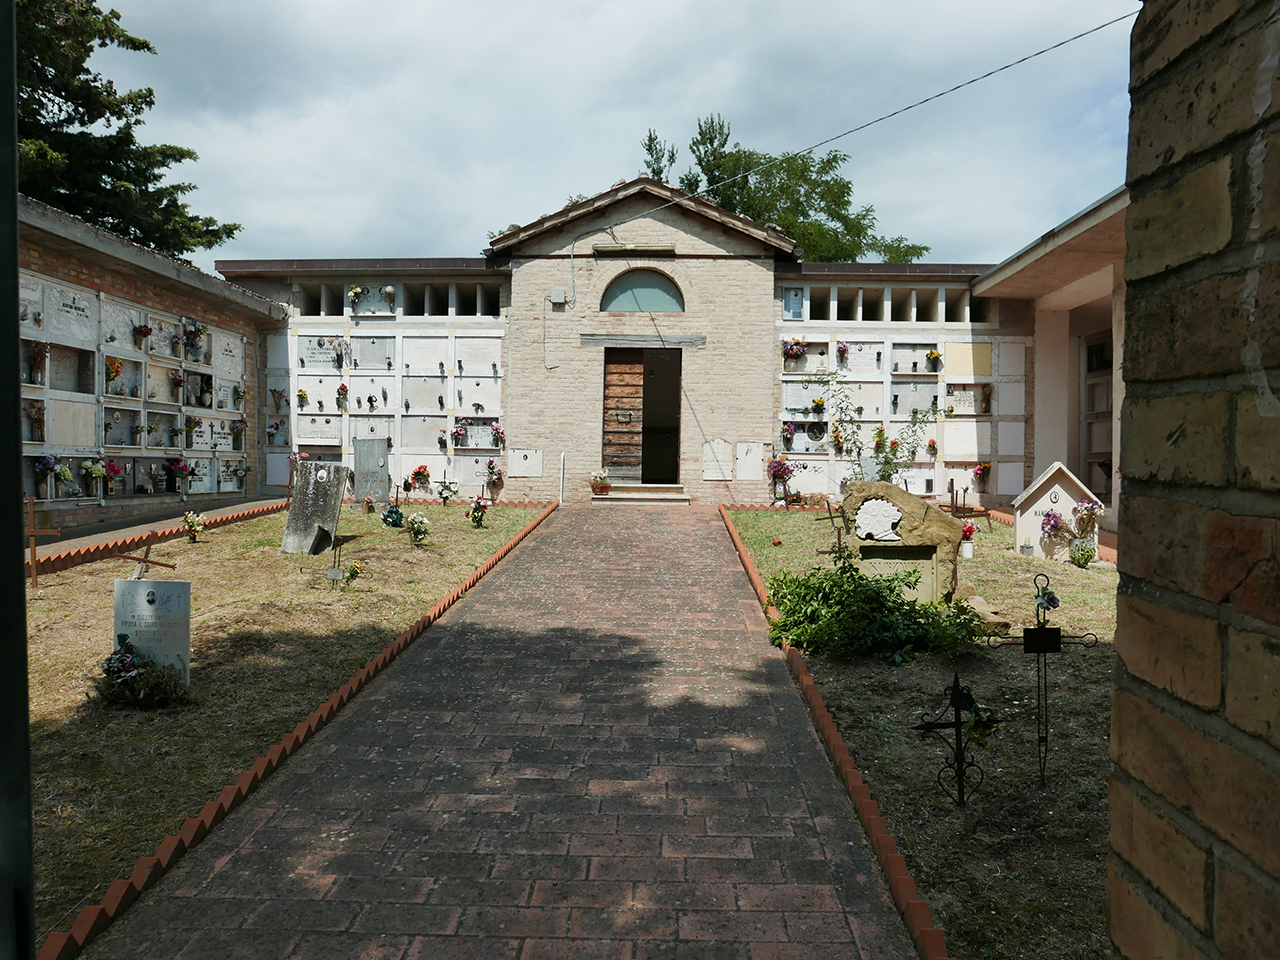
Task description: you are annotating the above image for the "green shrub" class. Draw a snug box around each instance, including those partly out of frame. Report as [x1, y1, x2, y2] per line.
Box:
[767, 558, 985, 664]
[91, 638, 189, 709]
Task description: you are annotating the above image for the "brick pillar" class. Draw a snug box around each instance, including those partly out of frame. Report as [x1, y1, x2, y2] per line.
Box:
[1112, 4, 1280, 959]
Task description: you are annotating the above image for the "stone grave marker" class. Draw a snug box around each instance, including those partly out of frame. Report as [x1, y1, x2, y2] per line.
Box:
[840, 480, 965, 602]
[353, 436, 390, 504]
[113, 579, 191, 687]
[282, 459, 352, 554]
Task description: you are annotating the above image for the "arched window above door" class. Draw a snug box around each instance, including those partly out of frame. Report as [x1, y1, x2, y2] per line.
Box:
[600, 270, 685, 312]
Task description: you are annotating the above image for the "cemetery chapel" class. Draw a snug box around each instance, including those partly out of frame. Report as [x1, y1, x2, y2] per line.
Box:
[19, 175, 1125, 529]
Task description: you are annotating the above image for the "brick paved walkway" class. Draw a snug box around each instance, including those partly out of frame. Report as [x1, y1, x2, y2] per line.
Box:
[85, 504, 915, 960]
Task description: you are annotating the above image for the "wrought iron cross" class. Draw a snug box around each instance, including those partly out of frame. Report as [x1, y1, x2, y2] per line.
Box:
[912, 671, 999, 806]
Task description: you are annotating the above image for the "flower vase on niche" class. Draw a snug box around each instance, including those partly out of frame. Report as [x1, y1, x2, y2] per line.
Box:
[131, 426, 144, 446]
[37, 481, 47, 500]
[201, 390, 212, 407]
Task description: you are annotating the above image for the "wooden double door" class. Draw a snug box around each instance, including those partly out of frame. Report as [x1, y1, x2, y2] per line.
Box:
[602, 348, 681, 484]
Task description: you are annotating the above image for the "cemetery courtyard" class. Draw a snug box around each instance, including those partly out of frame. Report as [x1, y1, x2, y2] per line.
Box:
[26, 501, 1117, 959]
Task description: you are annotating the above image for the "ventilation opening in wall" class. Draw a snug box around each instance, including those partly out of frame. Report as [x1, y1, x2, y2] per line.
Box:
[403, 284, 426, 316]
[891, 288, 912, 323]
[836, 287, 858, 320]
[322, 284, 345, 316]
[916, 288, 939, 324]
[427, 283, 449, 316]
[809, 286, 830, 320]
[945, 288, 968, 322]
[479, 284, 501, 317]
[862, 287, 884, 321]
[455, 285, 477, 316]
[299, 284, 321, 316]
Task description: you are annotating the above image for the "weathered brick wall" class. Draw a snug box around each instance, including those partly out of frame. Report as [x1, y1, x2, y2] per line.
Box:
[1111, 3, 1280, 958]
[19, 232, 284, 522]
[503, 197, 777, 503]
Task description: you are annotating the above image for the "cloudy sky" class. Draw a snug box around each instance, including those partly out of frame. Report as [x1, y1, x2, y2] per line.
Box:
[92, 1, 1139, 273]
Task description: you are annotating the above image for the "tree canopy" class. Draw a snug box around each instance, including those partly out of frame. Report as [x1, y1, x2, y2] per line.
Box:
[642, 114, 928, 263]
[17, 0, 240, 256]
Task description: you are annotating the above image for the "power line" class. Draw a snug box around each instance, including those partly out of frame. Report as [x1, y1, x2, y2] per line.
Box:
[616, 9, 1140, 231]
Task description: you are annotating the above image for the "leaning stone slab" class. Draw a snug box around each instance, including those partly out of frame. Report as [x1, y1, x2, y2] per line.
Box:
[840, 481, 965, 603]
[282, 461, 352, 555]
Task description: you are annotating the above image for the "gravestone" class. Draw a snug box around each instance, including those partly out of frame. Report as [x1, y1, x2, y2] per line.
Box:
[1010, 461, 1097, 560]
[353, 436, 390, 504]
[113, 579, 191, 687]
[840, 480, 965, 602]
[282, 460, 352, 554]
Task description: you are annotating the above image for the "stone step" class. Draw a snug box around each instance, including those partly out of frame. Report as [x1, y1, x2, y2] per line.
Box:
[592, 483, 690, 504]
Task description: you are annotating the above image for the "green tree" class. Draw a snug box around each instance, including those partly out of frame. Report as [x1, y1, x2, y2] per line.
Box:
[17, 0, 240, 256]
[665, 113, 928, 263]
[639, 128, 678, 183]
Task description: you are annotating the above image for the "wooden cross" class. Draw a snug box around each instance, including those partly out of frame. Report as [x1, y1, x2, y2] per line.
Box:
[110, 531, 178, 580]
[816, 503, 847, 559]
[24, 496, 60, 588]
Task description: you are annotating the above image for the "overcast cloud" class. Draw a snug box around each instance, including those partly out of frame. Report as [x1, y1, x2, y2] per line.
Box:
[90, 1, 1139, 273]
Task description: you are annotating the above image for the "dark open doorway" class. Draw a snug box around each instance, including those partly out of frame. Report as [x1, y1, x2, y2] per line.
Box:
[602, 348, 681, 484]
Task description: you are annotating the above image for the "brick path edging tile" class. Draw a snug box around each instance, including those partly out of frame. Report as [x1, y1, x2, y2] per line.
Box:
[36, 502, 561, 960]
[717, 504, 956, 960]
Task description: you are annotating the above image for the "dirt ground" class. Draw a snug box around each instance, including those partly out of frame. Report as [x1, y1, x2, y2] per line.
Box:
[26, 502, 542, 940]
[730, 508, 1117, 960]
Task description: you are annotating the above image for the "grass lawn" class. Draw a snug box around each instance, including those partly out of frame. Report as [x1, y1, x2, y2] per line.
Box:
[729, 506, 1118, 960]
[27, 502, 542, 939]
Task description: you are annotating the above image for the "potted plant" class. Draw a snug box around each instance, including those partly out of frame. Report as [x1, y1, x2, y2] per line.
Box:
[183, 322, 207, 359]
[104, 355, 123, 391]
[410, 464, 431, 493]
[296, 388, 308, 409]
[1040, 498, 1105, 568]
[490, 422, 505, 447]
[133, 323, 152, 350]
[590, 468, 610, 495]
[348, 285, 365, 310]
[53, 461, 73, 497]
[486, 459, 504, 495]
[767, 455, 807, 502]
[973, 461, 991, 492]
[336, 383, 348, 409]
[181, 510, 206, 543]
[28, 341, 48, 384]
[184, 415, 203, 446]
[959, 522, 976, 559]
[233, 384, 246, 409]
[266, 420, 284, 444]
[230, 417, 247, 450]
[362, 492, 376, 513]
[836, 341, 849, 365]
[811, 397, 825, 415]
[829, 421, 844, 454]
[34, 455, 56, 499]
[452, 418, 470, 445]
[781, 338, 807, 371]
[269, 387, 288, 413]
[437, 478, 459, 505]
[406, 513, 429, 544]
[464, 494, 488, 528]
[24, 401, 45, 442]
[168, 426, 182, 447]
[781, 422, 796, 450]
[926, 348, 942, 372]
[169, 370, 185, 400]
[170, 333, 182, 357]
[104, 458, 123, 494]
[927, 438, 938, 457]
[130, 423, 144, 445]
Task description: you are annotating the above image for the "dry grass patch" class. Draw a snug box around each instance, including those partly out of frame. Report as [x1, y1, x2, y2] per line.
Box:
[27, 503, 541, 938]
[729, 508, 1118, 960]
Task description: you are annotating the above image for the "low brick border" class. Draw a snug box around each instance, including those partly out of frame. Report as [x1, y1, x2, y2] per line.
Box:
[718, 504, 955, 960]
[36, 501, 560, 960]
[25, 500, 290, 581]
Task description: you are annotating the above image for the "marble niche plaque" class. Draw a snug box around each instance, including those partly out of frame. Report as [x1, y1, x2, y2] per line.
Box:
[298, 336, 342, 370]
[113, 579, 191, 687]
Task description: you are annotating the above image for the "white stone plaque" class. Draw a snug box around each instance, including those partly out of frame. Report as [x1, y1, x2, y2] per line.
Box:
[508, 448, 543, 478]
[702, 438, 734, 481]
[188, 458, 215, 493]
[458, 377, 501, 415]
[297, 415, 342, 440]
[840, 341, 882, 374]
[210, 419, 234, 451]
[102, 300, 141, 349]
[298, 336, 340, 370]
[401, 415, 447, 448]
[353, 336, 394, 370]
[403, 337, 450, 372]
[114, 579, 191, 687]
[351, 376, 396, 412]
[19, 276, 42, 324]
[350, 415, 393, 440]
[455, 336, 502, 374]
[945, 385, 978, 415]
[403, 376, 448, 413]
[735, 442, 764, 481]
[212, 332, 243, 378]
[46, 284, 98, 339]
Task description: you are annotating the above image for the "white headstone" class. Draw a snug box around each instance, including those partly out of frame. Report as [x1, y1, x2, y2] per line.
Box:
[702, 438, 733, 481]
[113, 580, 191, 687]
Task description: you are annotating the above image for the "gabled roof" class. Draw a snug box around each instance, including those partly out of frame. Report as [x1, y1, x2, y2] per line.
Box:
[485, 176, 799, 258]
[1010, 460, 1094, 510]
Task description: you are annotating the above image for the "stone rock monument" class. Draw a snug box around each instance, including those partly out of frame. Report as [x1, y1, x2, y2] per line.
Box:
[840, 481, 965, 602]
[282, 460, 352, 554]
